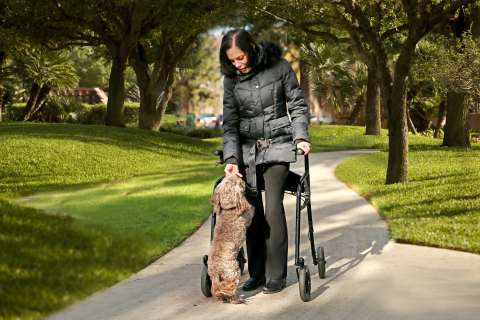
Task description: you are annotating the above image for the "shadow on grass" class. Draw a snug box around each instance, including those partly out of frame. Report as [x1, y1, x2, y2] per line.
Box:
[0, 199, 145, 320]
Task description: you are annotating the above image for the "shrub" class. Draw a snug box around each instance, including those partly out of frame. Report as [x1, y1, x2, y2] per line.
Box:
[3, 103, 26, 120]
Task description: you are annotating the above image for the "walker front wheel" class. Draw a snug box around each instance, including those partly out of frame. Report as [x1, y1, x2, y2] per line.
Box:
[201, 263, 212, 297]
[298, 266, 311, 302]
[317, 246, 326, 279]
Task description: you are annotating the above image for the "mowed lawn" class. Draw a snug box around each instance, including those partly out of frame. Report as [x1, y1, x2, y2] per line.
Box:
[3, 122, 480, 319]
[1, 122, 223, 320]
[308, 125, 480, 253]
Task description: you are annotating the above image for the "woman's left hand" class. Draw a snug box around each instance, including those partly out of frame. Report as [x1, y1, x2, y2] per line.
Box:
[297, 142, 312, 155]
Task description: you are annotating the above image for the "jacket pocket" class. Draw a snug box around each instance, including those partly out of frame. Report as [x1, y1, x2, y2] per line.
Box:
[270, 116, 292, 138]
[239, 120, 253, 138]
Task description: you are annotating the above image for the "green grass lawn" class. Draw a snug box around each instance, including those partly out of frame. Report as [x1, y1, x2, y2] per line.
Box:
[309, 125, 480, 253]
[1, 122, 222, 320]
[3, 122, 479, 319]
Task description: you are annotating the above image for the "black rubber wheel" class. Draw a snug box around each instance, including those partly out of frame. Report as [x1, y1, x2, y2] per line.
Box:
[201, 264, 212, 297]
[298, 266, 311, 302]
[317, 246, 326, 279]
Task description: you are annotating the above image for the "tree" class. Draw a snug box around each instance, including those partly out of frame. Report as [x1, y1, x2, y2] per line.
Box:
[6, 48, 79, 121]
[241, 0, 478, 184]
[302, 42, 355, 117]
[128, 0, 232, 130]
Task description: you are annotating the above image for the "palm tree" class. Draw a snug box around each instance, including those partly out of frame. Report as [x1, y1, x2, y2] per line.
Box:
[301, 42, 355, 121]
[344, 61, 368, 125]
[6, 47, 79, 121]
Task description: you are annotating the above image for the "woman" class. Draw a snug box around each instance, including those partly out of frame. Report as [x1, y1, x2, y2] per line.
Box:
[220, 29, 311, 294]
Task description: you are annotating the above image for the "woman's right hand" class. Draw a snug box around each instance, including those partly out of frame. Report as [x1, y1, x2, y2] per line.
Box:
[224, 163, 243, 178]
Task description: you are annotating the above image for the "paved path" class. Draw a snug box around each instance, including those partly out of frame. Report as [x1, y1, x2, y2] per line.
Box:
[49, 150, 480, 320]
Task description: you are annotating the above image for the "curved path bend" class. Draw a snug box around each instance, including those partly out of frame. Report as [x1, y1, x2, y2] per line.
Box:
[49, 150, 480, 320]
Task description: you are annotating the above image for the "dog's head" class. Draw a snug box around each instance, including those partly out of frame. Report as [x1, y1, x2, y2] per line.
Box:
[210, 175, 251, 214]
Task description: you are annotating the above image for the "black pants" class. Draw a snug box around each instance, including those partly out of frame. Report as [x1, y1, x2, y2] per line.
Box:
[239, 162, 290, 280]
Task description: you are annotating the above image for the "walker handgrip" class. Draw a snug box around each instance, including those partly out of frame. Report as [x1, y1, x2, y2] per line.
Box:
[213, 150, 224, 157]
[296, 149, 305, 155]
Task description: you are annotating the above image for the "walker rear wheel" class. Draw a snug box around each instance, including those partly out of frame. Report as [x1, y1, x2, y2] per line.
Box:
[317, 246, 326, 279]
[201, 263, 212, 297]
[298, 266, 311, 302]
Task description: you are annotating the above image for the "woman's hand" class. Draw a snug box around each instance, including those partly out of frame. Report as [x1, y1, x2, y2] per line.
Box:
[224, 163, 243, 178]
[297, 142, 312, 155]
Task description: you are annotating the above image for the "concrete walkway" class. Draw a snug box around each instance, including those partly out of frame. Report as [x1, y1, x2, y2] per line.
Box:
[48, 150, 480, 320]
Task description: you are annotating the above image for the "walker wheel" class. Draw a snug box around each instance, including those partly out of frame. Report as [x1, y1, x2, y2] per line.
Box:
[317, 246, 326, 279]
[298, 266, 311, 302]
[201, 264, 212, 297]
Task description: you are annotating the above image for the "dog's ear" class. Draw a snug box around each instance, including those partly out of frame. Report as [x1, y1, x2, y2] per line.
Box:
[210, 191, 221, 213]
[235, 191, 251, 215]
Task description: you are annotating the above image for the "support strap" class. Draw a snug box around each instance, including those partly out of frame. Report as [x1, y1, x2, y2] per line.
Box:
[248, 143, 258, 196]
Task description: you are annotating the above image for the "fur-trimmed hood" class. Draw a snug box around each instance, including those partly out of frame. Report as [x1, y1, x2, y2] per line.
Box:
[222, 42, 283, 78]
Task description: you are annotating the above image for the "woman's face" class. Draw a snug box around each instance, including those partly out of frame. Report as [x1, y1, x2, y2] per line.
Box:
[226, 46, 251, 74]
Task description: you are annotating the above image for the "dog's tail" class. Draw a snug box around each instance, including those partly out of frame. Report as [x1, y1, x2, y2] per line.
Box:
[211, 276, 242, 304]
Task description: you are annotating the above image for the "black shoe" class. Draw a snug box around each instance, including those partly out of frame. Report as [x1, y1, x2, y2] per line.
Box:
[263, 278, 286, 294]
[242, 276, 266, 291]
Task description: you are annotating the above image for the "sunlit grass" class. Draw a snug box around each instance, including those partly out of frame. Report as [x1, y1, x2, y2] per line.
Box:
[0, 122, 222, 320]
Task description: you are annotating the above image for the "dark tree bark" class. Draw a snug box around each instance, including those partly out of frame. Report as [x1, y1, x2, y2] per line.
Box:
[365, 68, 381, 135]
[18, 83, 41, 121]
[29, 84, 52, 121]
[434, 100, 447, 138]
[129, 37, 197, 131]
[105, 48, 130, 127]
[345, 96, 364, 125]
[443, 91, 470, 147]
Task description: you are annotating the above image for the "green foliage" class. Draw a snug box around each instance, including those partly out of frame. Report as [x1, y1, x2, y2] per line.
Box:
[45, 94, 85, 123]
[68, 47, 111, 89]
[302, 42, 357, 112]
[335, 146, 480, 253]
[6, 48, 79, 89]
[3, 103, 25, 120]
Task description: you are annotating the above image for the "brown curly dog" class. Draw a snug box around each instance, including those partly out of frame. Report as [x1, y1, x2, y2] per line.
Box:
[209, 175, 255, 304]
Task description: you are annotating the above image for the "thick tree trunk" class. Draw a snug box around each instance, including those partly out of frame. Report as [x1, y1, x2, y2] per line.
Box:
[365, 68, 381, 135]
[443, 91, 470, 147]
[345, 96, 364, 125]
[18, 83, 41, 121]
[434, 100, 447, 138]
[105, 52, 129, 127]
[300, 59, 311, 123]
[384, 45, 416, 184]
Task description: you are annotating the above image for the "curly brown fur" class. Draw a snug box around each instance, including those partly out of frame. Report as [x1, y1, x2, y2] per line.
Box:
[209, 175, 254, 304]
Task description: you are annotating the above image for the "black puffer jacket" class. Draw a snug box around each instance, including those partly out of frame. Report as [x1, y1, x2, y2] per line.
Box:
[222, 42, 310, 167]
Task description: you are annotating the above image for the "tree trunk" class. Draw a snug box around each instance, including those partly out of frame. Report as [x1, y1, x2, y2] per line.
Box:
[406, 105, 418, 134]
[443, 91, 470, 147]
[105, 51, 129, 127]
[300, 59, 311, 123]
[29, 84, 51, 121]
[130, 37, 197, 131]
[434, 100, 447, 138]
[18, 83, 41, 121]
[365, 68, 381, 135]
[345, 96, 364, 125]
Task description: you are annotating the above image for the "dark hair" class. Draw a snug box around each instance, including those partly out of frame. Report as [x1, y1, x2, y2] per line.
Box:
[219, 29, 259, 76]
